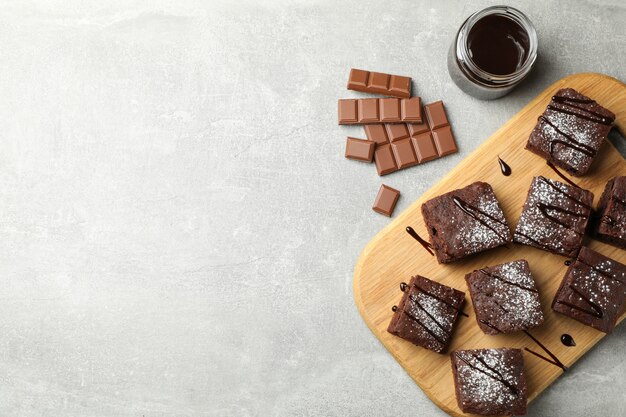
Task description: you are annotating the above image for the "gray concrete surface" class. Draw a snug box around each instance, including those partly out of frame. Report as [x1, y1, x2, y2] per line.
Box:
[0, 0, 624, 416]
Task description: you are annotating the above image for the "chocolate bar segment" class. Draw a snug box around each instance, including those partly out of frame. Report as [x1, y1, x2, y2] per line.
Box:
[363, 100, 458, 175]
[424, 101, 450, 130]
[338, 98, 422, 125]
[347, 68, 411, 98]
[373, 184, 401, 217]
[374, 144, 398, 176]
[344, 137, 375, 162]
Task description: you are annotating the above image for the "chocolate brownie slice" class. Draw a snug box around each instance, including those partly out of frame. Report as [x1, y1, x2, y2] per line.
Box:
[388, 276, 465, 353]
[451, 348, 527, 416]
[526, 88, 615, 176]
[465, 260, 544, 335]
[552, 246, 626, 333]
[514, 176, 594, 257]
[421, 182, 512, 264]
[593, 176, 626, 250]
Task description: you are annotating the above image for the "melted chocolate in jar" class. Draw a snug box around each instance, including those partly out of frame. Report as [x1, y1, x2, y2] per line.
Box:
[467, 14, 529, 75]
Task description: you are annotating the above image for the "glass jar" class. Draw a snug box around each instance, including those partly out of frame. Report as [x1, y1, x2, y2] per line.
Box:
[447, 6, 538, 100]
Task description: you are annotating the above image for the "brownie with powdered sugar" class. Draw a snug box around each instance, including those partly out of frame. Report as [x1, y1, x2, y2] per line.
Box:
[421, 182, 512, 264]
[526, 88, 615, 176]
[465, 260, 544, 335]
[451, 348, 527, 416]
[593, 176, 626, 250]
[552, 246, 626, 333]
[387, 276, 465, 353]
[514, 176, 594, 257]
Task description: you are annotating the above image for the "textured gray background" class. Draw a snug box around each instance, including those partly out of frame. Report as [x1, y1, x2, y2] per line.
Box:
[0, 0, 625, 416]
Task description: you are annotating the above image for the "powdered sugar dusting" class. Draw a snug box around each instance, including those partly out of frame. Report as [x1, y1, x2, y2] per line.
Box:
[475, 260, 543, 332]
[571, 255, 626, 313]
[533, 89, 613, 172]
[456, 189, 511, 254]
[514, 176, 590, 254]
[455, 349, 521, 409]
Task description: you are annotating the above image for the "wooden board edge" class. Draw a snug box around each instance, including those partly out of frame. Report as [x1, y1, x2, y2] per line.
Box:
[352, 72, 626, 417]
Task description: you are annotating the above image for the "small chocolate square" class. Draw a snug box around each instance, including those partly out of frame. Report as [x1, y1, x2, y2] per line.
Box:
[593, 176, 626, 250]
[391, 138, 418, 169]
[338, 99, 358, 124]
[372, 184, 400, 217]
[432, 126, 458, 156]
[421, 182, 512, 264]
[380, 98, 401, 122]
[388, 275, 465, 353]
[374, 144, 398, 176]
[451, 348, 527, 416]
[358, 98, 379, 123]
[552, 246, 626, 333]
[401, 97, 422, 123]
[363, 124, 389, 145]
[344, 137, 375, 162]
[385, 124, 410, 142]
[465, 260, 544, 335]
[514, 176, 594, 257]
[369, 72, 389, 90]
[424, 101, 449, 130]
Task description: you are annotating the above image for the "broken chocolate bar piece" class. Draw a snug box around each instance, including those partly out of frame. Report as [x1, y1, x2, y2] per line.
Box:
[347, 68, 412, 98]
[338, 98, 422, 125]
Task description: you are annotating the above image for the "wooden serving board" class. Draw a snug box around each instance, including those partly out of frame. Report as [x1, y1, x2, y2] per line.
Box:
[353, 73, 626, 417]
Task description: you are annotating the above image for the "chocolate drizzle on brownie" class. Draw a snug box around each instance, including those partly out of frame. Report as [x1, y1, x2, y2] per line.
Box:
[412, 282, 463, 311]
[541, 116, 597, 157]
[454, 351, 519, 395]
[556, 285, 604, 318]
[478, 268, 538, 293]
[537, 176, 591, 209]
[523, 330, 568, 372]
[549, 95, 614, 125]
[402, 309, 448, 345]
[405, 226, 434, 256]
[452, 196, 509, 241]
[535, 202, 587, 232]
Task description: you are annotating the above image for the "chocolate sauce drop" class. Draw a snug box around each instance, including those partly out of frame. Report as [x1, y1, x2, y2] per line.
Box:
[405, 226, 434, 256]
[564, 260, 572, 266]
[400, 282, 408, 292]
[392, 305, 398, 312]
[466, 14, 529, 75]
[497, 156, 512, 176]
[561, 334, 576, 347]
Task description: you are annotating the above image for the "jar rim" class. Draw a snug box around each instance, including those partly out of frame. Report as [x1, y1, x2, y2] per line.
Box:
[456, 5, 538, 87]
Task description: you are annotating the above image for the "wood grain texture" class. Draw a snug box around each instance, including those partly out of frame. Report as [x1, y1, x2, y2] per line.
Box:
[353, 73, 626, 417]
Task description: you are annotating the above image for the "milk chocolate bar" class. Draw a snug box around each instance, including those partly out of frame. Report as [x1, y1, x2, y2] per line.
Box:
[338, 98, 422, 125]
[347, 68, 411, 98]
[364, 101, 458, 176]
